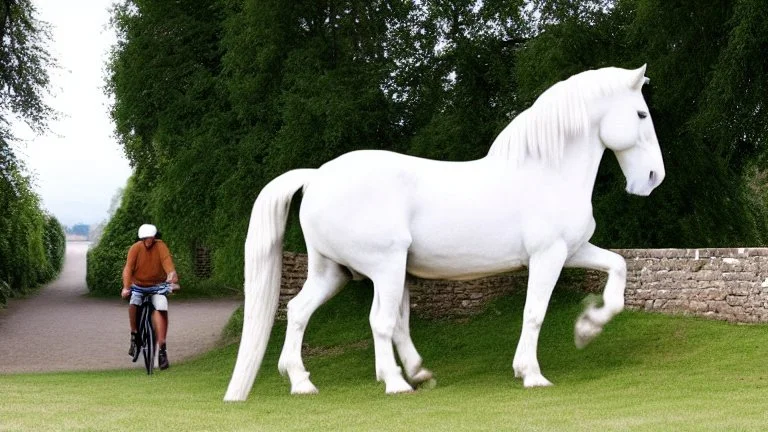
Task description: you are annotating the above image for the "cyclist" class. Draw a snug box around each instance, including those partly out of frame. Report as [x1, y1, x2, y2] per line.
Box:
[121, 223, 179, 370]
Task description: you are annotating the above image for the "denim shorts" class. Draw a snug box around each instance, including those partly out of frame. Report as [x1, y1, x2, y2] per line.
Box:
[129, 283, 172, 311]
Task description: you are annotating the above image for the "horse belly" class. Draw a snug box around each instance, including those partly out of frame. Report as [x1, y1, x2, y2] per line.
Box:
[406, 217, 528, 280]
[404, 183, 594, 280]
[406, 253, 527, 281]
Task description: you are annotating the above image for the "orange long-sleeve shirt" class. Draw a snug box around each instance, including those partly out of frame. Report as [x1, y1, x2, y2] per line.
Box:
[123, 240, 176, 287]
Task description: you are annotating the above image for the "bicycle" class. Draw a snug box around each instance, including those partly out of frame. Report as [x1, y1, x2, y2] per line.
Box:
[131, 291, 157, 374]
[130, 283, 177, 374]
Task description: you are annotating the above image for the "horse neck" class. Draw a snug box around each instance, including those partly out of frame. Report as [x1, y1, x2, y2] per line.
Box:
[559, 131, 606, 200]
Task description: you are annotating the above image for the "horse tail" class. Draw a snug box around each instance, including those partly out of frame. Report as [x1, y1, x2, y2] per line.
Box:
[224, 168, 315, 402]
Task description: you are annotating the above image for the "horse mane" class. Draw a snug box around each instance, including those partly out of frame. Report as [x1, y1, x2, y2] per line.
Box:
[487, 67, 636, 167]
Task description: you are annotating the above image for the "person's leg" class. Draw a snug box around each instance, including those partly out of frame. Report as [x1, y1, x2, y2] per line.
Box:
[152, 310, 168, 347]
[151, 294, 170, 369]
[128, 291, 142, 357]
[129, 305, 138, 332]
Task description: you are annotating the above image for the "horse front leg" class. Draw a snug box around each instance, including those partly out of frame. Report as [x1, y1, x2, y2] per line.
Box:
[513, 242, 568, 388]
[564, 242, 627, 349]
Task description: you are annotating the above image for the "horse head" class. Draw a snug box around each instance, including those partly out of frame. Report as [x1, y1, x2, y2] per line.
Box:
[488, 65, 665, 198]
[595, 65, 665, 196]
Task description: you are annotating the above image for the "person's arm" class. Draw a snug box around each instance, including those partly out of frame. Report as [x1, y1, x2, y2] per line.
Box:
[121, 244, 137, 299]
[158, 242, 178, 284]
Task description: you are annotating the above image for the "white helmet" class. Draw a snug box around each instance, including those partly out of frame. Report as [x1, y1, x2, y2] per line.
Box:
[138, 224, 158, 239]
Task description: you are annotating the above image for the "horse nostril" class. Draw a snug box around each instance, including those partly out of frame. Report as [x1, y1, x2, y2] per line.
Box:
[649, 171, 656, 182]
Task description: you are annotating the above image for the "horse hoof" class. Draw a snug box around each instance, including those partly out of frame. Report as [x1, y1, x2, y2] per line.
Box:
[291, 380, 319, 395]
[523, 374, 553, 388]
[409, 368, 434, 385]
[574, 314, 603, 349]
[385, 380, 414, 394]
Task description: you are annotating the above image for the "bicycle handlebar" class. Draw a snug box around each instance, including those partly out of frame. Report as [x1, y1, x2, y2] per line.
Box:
[129, 282, 180, 296]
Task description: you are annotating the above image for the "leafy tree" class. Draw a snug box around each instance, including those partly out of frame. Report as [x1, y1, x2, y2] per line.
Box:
[42, 214, 65, 280]
[0, 0, 55, 176]
[405, 0, 531, 161]
[515, 0, 766, 247]
[97, 0, 768, 298]
[107, 0, 225, 171]
[695, 0, 768, 168]
[0, 1, 63, 305]
[87, 171, 153, 295]
[0, 167, 64, 304]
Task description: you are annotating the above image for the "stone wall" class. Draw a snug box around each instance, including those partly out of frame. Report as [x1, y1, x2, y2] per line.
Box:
[279, 253, 308, 315]
[277, 248, 768, 323]
[618, 248, 768, 323]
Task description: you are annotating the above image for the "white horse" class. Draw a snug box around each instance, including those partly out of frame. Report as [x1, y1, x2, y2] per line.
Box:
[224, 65, 664, 401]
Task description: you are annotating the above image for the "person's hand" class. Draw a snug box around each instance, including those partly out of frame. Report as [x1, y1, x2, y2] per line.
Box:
[166, 271, 178, 284]
[121, 287, 131, 300]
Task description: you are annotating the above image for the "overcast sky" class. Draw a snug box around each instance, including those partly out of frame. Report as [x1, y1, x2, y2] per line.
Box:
[14, 0, 132, 226]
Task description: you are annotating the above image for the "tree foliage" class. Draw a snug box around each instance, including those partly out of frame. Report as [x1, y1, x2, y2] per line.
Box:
[93, 0, 768, 294]
[0, 0, 55, 169]
[516, 0, 768, 247]
[0, 165, 65, 306]
[87, 171, 154, 295]
[0, 0, 64, 306]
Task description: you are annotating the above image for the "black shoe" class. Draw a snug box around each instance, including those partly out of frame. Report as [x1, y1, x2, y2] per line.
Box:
[158, 348, 169, 370]
[128, 333, 138, 358]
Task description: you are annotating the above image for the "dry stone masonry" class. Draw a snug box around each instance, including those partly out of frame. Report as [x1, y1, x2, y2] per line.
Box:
[617, 248, 768, 323]
[277, 249, 768, 323]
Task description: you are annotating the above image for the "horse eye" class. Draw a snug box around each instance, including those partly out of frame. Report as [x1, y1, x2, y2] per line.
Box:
[638, 111, 648, 119]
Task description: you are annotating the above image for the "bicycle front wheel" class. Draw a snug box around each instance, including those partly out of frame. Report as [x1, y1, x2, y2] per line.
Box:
[139, 304, 155, 375]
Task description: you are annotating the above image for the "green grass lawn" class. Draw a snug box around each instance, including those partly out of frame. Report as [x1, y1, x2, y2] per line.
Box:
[3, 285, 768, 431]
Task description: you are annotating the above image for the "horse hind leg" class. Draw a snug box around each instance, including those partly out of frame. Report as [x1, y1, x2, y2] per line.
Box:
[278, 250, 349, 394]
[368, 252, 413, 394]
[393, 287, 434, 387]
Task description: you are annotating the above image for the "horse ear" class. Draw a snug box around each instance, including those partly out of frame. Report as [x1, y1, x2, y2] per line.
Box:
[631, 64, 647, 90]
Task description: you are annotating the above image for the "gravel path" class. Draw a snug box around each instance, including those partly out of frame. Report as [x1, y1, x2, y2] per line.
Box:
[0, 242, 241, 373]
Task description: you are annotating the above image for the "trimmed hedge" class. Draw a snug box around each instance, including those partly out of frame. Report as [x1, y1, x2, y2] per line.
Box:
[43, 215, 66, 279]
[0, 170, 66, 307]
[87, 174, 152, 296]
[87, 169, 240, 298]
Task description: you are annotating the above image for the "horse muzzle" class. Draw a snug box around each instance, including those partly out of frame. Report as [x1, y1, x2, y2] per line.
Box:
[626, 168, 665, 196]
